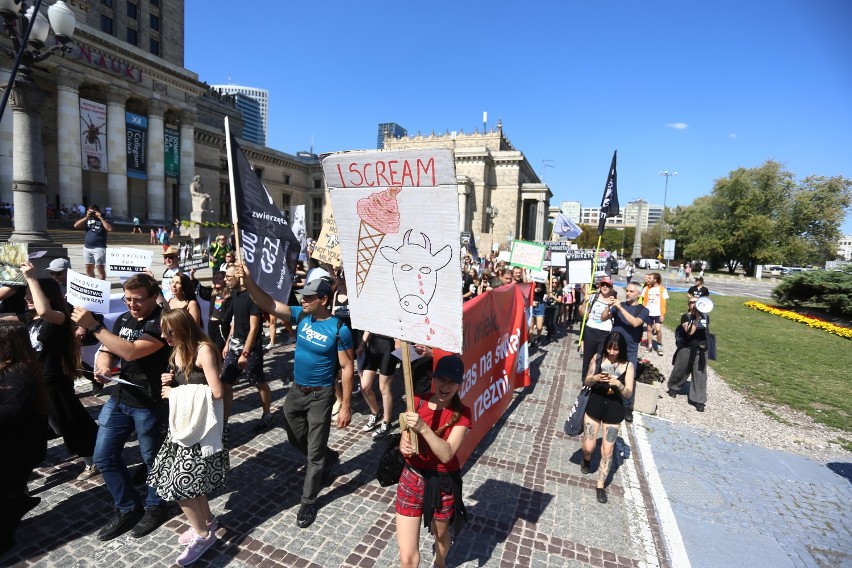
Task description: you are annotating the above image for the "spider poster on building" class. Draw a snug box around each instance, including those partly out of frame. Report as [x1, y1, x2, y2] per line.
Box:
[80, 98, 108, 173]
[322, 148, 463, 353]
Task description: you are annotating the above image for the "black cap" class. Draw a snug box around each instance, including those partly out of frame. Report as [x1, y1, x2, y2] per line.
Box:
[433, 354, 465, 384]
[302, 278, 333, 297]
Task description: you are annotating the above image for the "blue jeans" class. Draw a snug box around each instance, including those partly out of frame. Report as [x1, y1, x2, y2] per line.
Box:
[93, 398, 165, 512]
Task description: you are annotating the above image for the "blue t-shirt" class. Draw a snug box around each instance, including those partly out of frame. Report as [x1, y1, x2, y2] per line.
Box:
[84, 217, 108, 248]
[290, 306, 353, 387]
[610, 302, 650, 362]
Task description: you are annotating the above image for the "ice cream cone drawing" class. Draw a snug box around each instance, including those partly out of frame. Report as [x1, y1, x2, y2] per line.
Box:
[355, 186, 402, 295]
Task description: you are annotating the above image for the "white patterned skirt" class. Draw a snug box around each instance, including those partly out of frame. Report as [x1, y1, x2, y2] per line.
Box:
[147, 428, 229, 501]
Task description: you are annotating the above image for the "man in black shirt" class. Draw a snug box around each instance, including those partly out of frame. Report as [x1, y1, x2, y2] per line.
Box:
[73, 204, 112, 280]
[71, 274, 170, 541]
[687, 276, 710, 298]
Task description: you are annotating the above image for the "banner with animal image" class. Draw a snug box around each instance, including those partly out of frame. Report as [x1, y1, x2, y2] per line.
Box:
[0, 243, 27, 285]
[80, 98, 108, 172]
[322, 149, 463, 353]
[311, 215, 342, 267]
[125, 111, 147, 179]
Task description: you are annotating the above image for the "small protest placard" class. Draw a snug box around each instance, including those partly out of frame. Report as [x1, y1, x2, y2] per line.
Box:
[67, 269, 112, 312]
[311, 215, 342, 267]
[565, 250, 594, 284]
[106, 247, 152, 276]
[0, 243, 27, 285]
[509, 240, 546, 271]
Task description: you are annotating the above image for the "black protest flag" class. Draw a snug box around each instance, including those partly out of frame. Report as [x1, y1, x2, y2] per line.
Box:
[226, 117, 300, 302]
[597, 150, 619, 236]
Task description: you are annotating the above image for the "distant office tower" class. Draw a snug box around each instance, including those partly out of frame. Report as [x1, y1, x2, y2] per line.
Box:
[377, 123, 407, 149]
[211, 84, 269, 145]
[230, 94, 264, 145]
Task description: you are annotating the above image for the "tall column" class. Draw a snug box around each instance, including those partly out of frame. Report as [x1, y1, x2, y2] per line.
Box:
[0, 68, 13, 205]
[536, 198, 546, 241]
[146, 99, 165, 221]
[55, 69, 83, 209]
[457, 179, 470, 234]
[106, 86, 129, 218]
[9, 81, 51, 242]
[179, 110, 196, 219]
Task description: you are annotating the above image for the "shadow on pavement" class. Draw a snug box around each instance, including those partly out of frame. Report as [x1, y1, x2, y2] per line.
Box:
[826, 461, 852, 485]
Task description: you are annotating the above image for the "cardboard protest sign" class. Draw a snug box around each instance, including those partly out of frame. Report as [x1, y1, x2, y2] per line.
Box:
[311, 215, 342, 267]
[0, 243, 27, 285]
[322, 148, 462, 353]
[509, 239, 546, 271]
[106, 247, 152, 276]
[566, 250, 594, 284]
[434, 283, 529, 465]
[179, 242, 208, 272]
[67, 269, 112, 312]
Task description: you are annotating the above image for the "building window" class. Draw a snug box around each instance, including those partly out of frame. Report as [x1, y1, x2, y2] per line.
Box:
[150, 14, 159, 31]
[149, 38, 159, 55]
[102, 0, 113, 6]
[127, 2, 137, 19]
[150, 0, 159, 6]
[311, 197, 323, 238]
[100, 15, 113, 34]
[313, 178, 322, 189]
[281, 194, 291, 221]
[126, 27, 138, 45]
[254, 167, 263, 179]
[283, 174, 291, 185]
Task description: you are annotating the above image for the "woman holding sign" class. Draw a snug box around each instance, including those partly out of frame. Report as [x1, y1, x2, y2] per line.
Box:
[396, 354, 470, 568]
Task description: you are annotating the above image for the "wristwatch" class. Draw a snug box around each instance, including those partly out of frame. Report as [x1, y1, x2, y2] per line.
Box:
[90, 323, 104, 334]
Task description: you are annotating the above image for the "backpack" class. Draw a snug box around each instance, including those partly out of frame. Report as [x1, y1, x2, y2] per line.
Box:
[296, 310, 348, 376]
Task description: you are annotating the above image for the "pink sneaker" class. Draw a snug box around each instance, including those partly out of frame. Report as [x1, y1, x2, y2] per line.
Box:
[177, 517, 218, 545]
[177, 531, 216, 566]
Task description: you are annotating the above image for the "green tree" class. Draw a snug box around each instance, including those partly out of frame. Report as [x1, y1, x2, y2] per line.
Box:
[672, 161, 851, 275]
[572, 225, 633, 255]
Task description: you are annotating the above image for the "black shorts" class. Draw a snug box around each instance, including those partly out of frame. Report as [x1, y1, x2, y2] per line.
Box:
[585, 391, 626, 424]
[362, 344, 399, 376]
[221, 347, 266, 386]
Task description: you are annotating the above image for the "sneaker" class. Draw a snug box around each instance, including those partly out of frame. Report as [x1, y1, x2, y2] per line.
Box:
[580, 459, 590, 475]
[596, 488, 608, 504]
[331, 400, 341, 418]
[372, 421, 391, 439]
[178, 517, 218, 545]
[296, 503, 317, 528]
[131, 505, 168, 538]
[264, 342, 274, 350]
[657, 347, 664, 356]
[253, 413, 274, 434]
[624, 410, 634, 423]
[361, 412, 382, 432]
[76, 464, 100, 481]
[283, 335, 295, 345]
[667, 389, 678, 398]
[98, 508, 144, 541]
[695, 403, 705, 412]
[176, 531, 217, 566]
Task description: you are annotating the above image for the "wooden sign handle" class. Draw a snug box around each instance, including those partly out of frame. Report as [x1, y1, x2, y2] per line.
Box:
[401, 342, 418, 453]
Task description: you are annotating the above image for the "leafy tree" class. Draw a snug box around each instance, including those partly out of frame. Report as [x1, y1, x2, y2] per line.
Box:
[572, 225, 634, 256]
[672, 161, 851, 275]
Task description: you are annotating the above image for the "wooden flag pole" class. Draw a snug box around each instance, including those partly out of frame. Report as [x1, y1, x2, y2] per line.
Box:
[399, 342, 418, 453]
[577, 234, 604, 350]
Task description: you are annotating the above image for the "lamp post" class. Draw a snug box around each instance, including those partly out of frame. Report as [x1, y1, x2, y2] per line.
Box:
[485, 204, 498, 234]
[0, 0, 76, 245]
[657, 171, 677, 259]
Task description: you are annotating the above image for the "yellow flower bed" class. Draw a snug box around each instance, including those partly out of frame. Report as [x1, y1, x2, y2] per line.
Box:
[744, 301, 852, 340]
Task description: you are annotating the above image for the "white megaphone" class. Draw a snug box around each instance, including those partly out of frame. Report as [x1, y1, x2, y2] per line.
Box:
[695, 297, 714, 313]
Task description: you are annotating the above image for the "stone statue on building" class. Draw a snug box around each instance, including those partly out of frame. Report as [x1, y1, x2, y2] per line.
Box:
[190, 175, 211, 213]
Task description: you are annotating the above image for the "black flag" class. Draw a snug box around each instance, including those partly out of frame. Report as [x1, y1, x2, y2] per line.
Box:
[226, 118, 300, 302]
[597, 150, 619, 236]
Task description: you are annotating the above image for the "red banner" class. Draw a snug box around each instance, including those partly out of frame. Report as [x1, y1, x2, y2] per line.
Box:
[435, 282, 530, 464]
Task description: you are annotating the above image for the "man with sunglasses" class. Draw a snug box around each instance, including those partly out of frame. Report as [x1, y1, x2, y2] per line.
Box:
[71, 274, 171, 541]
[160, 246, 182, 301]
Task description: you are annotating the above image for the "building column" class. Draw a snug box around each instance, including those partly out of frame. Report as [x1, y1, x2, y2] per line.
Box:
[146, 99, 165, 221]
[457, 177, 471, 234]
[179, 110, 196, 219]
[106, 86, 129, 218]
[0, 68, 13, 205]
[536, 197, 546, 241]
[55, 69, 83, 209]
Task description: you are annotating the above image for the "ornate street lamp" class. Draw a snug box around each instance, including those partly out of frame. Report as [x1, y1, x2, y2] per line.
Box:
[657, 170, 677, 259]
[486, 204, 498, 233]
[0, 0, 76, 245]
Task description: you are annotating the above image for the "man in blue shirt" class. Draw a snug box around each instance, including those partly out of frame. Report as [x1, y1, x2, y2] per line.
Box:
[73, 204, 112, 280]
[237, 265, 354, 529]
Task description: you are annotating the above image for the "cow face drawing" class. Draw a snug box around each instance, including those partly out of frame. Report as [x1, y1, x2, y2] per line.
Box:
[380, 229, 452, 315]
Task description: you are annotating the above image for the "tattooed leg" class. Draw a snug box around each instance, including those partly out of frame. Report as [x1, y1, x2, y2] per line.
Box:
[597, 426, 619, 487]
[604, 425, 619, 444]
[581, 417, 598, 459]
[597, 456, 612, 487]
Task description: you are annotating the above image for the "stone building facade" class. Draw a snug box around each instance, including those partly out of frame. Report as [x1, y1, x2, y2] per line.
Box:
[383, 121, 552, 244]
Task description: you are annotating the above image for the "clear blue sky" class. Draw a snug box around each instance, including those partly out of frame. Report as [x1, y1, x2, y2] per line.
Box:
[186, 0, 852, 233]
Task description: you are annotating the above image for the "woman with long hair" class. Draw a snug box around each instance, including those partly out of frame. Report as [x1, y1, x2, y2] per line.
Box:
[168, 273, 202, 327]
[147, 309, 227, 567]
[0, 321, 48, 554]
[17, 263, 99, 480]
[396, 354, 471, 568]
[580, 331, 634, 504]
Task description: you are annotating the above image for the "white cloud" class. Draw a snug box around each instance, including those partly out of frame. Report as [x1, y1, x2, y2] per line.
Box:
[729, 133, 737, 139]
[665, 122, 688, 130]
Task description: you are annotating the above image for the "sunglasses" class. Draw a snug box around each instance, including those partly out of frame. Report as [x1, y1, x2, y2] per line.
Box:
[163, 255, 177, 259]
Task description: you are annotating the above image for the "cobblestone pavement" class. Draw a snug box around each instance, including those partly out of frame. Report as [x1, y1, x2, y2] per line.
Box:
[633, 414, 852, 568]
[3, 327, 666, 568]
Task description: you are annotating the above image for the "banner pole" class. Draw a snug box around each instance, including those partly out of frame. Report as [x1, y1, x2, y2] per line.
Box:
[400, 342, 418, 453]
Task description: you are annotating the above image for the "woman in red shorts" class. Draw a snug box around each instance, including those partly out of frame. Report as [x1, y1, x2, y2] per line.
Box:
[396, 354, 471, 568]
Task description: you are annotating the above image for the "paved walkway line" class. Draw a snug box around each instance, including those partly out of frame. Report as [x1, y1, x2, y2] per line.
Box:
[632, 414, 691, 568]
[620, 435, 662, 568]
